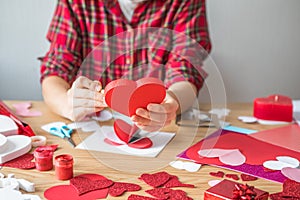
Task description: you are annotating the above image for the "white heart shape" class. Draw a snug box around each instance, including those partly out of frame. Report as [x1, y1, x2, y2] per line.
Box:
[182, 162, 201, 172]
[198, 148, 238, 158]
[219, 149, 246, 166]
[169, 161, 184, 170]
[281, 167, 300, 183]
[0, 135, 32, 164]
[238, 116, 257, 123]
[263, 156, 299, 170]
[0, 115, 18, 136]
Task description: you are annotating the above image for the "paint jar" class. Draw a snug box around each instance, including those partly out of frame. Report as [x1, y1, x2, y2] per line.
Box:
[34, 149, 53, 171]
[54, 154, 73, 180]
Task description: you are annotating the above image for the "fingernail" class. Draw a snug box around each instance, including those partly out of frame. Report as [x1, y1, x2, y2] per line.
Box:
[96, 85, 101, 92]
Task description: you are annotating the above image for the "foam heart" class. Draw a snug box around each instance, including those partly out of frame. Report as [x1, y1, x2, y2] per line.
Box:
[108, 182, 141, 197]
[263, 156, 299, 170]
[0, 115, 18, 136]
[169, 160, 201, 172]
[0, 135, 32, 164]
[281, 167, 300, 183]
[198, 148, 246, 166]
[70, 176, 113, 195]
[104, 77, 166, 117]
[139, 171, 171, 188]
[0, 153, 35, 169]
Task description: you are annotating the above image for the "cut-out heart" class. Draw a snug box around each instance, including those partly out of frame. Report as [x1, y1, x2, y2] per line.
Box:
[0, 153, 35, 169]
[139, 171, 171, 188]
[114, 119, 138, 143]
[281, 167, 300, 183]
[209, 171, 225, 178]
[44, 174, 110, 200]
[225, 174, 239, 180]
[12, 102, 42, 117]
[128, 194, 158, 200]
[104, 77, 166, 117]
[0, 115, 18, 136]
[198, 148, 246, 166]
[0, 135, 32, 164]
[163, 176, 195, 188]
[108, 182, 141, 197]
[240, 174, 258, 181]
[263, 156, 299, 170]
[146, 188, 192, 200]
[70, 176, 114, 195]
[169, 160, 201, 172]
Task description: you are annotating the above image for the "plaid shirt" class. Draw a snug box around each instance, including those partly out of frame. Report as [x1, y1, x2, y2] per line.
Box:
[40, 0, 211, 91]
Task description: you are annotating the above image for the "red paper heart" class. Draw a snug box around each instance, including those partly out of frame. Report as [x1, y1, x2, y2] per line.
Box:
[108, 182, 141, 197]
[146, 188, 192, 200]
[282, 179, 300, 198]
[163, 176, 195, 188]
[114, 119, 139, 143]
[240, 174, 258, 181]
[209, 171, 225, 178]
[128, 194, 158, 200]
[44, 174, 110, 200]
[225, 174, 240, 181]
[0, 153, 35, 169]
[70, 176, 114, 195]
[139, 171, 172, 188]
[104, 77, 166, 117]
[253, 94, 293, 122]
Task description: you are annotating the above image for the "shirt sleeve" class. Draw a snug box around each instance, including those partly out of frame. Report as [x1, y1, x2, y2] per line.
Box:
[40, 0, 82, 84]
[164, 0, 212, 92]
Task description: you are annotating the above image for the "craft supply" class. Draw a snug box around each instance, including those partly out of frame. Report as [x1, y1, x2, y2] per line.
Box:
[204, 179, 269, 200]
[0, 153, 35, 169]
[17, 178, 35, 192]
[253, 94, 293, 122]
[31, 136, 47, 147]
[34, 148, 53, 171]
[0, 115, 18, 136]
[54, 154, 74, 180]
[0, 134, 8, 153]
[12, 101, 42, 117]
[49, 125, 76, 147]
[0, 135, 32, 164]
[108, 182, 141, 197]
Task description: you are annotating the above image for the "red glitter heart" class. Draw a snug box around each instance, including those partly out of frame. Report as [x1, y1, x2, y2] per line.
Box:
[0, 153, 35, 169]
[70, 176, 114, 195]
[240, 174, 258, 181]
[163, 176, 195, 188]
[146, 188, 192, 200]
[128, 194, 159, 200]
[139, 171, 172, 188]
[209, 171, 225, 178]
[108, 182, 141, 197]
[225, 174, 239, 181]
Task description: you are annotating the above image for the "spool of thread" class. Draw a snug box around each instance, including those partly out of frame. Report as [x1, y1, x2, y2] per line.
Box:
[33, 148, 53, 171]
[54, 154, 74, 180]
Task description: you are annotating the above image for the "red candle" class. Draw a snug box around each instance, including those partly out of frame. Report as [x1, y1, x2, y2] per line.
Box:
[253, 94, 293, 122]
[34, 149, 53, 171]
[54, 154, 73, 180]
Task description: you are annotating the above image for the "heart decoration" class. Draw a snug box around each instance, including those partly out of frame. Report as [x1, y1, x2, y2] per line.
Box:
[104, 77, 166, 149]
[12, 102, 42, 117]
[139, 171, 172, 188]
[0, 115, 18, 136]
[104, 119, 153, 149]
[108, 182, 141, 197]
[169, 160, 201, 172]
[263, 156, 299, 170]
[0, 153, 35, 169]
[104, 77, 166, 117]
[145, 188, 192, 200]
[281, 167, 300, 183]
[198, 148, 246, 166]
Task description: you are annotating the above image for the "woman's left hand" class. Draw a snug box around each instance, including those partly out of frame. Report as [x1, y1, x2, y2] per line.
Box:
[131, 92, 179, 132]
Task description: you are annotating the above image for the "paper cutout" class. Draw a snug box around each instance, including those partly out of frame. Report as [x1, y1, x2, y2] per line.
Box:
[128, 194, 158, 200]
[0, 153, 35, 169]
[263, 156, 299, 170]
[208, 180, 221, 187]
[281, 167, 300, 183]
[76, 126, 174, 157]
[209, 171, 225, 178]
[0, 134, 8, 153]
[225, 174, 239, 180]
[0, 115, 18, 136]
[198, 148, 246, 166]
[0, 187, 23, 200]
[92, 110, 113, 122]
[44, 174, 109, 200]
[240, 174, 258, 181]
[169, 161, 201, 172]
[70, 177, 113, 195]
[104, 77, 166, 117]
[250, 125, 300, 152]
[163, 176, 195, 188]
[139, 171, 171, 188]
[0, 135, 32, 164]
[12, 102, 42, 117]
[108, 182, 141, 197]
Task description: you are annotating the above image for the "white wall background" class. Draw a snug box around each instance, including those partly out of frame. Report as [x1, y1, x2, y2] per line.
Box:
[1, 0, 300, 102]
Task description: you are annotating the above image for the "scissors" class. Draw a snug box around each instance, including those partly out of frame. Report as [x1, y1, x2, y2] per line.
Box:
[49, 125, 76, 147]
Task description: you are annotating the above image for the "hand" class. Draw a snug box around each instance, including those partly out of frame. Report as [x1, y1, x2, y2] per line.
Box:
[130, 92, 179, 132]
[63, 76, 106, 121]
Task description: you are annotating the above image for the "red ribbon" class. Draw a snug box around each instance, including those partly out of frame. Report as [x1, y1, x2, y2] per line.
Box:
[232, 183, 257, 200]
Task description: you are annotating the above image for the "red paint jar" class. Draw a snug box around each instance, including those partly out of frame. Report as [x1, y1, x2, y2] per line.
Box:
[34, 149, 53, 171]
[54, 154, 74, 180]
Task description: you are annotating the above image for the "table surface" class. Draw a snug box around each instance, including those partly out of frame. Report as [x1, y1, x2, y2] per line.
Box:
[1, 101, 284, 199]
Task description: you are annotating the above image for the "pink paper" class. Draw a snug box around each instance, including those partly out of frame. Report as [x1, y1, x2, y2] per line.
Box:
[281, 167, 300, 183]
[12, 102, 42, 117]
[198, 149, 246, 166]
[250, 125, 300, 152]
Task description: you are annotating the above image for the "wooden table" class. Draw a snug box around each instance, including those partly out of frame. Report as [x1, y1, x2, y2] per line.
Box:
[1, 101, 283, 199]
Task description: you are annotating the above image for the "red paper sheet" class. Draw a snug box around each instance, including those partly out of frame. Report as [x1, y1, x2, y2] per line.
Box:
[186, 131, 300, 166]
[250, 124, 300, 152]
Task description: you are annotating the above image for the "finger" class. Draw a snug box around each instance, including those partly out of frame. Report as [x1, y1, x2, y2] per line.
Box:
[135, 108, 169, 123]
[73, 76, 102, 91]
[147, 103, 175, 114]
[71, 107, 97, 121]
[131, 114, 168, 127]
[72, 98, 106, 108]
[72, 88, 103, 100]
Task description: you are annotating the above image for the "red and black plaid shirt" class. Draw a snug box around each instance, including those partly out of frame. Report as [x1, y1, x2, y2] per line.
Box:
[40, 0, 211, 91]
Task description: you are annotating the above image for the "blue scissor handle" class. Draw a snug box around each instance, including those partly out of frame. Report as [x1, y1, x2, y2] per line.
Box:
[61, 125, 73, 138]
[49, 127, 65, 138]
